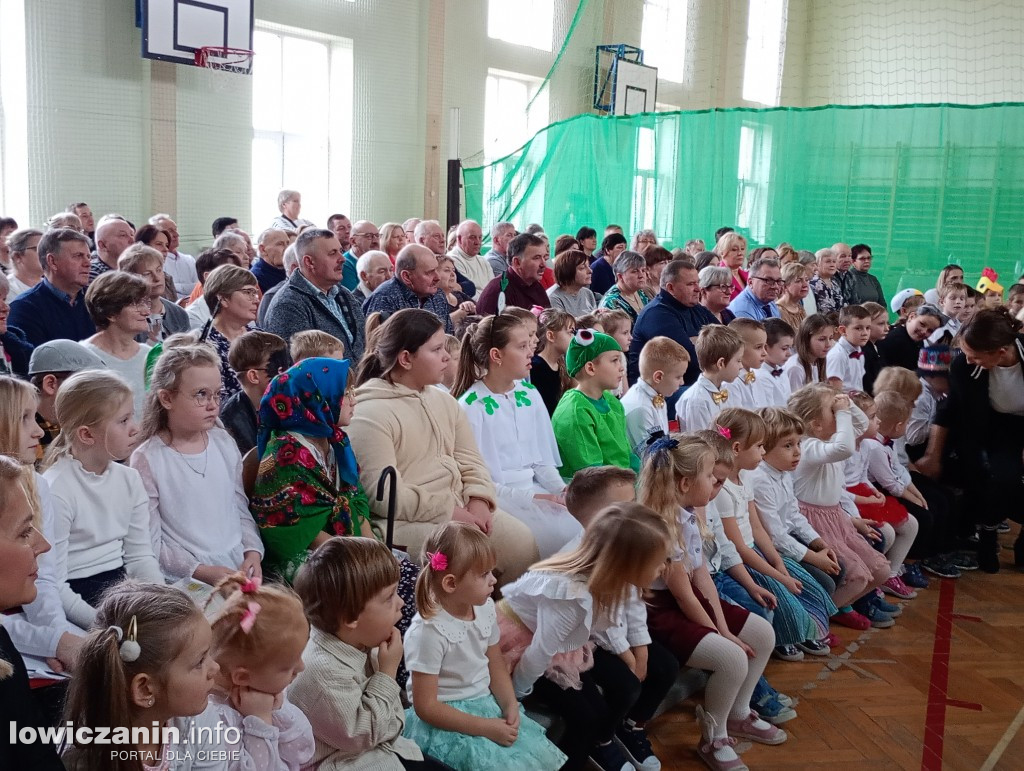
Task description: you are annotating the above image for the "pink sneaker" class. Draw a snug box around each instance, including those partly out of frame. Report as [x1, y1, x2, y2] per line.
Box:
[883, 575, 918, 599]
[726, 712, 788, 745]
[834, 609, 871, 630]
[696, 736, 749, 771]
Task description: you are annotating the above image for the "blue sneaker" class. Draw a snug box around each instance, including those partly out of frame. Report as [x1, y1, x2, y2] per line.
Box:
[872, 591, 902, 617]
[903, 563, 929, 589]
[753, 691, 798, 725]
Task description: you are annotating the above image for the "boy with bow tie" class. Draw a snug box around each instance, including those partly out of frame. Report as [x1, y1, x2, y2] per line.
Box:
[727, 318, 777, 409]
[620, 336, 690, 456]
[826, 304, 873, 391]
[676, 325, 744, 431]
[761, 318, 796, 407]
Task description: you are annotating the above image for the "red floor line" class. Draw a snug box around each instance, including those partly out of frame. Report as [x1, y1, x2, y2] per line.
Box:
[921, 578, 957, 771]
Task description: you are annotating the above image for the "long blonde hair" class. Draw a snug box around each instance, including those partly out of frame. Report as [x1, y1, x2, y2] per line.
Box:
[41, 370, 134, 470]
[0, 454, 32, 678]
[638, 435, 716, 565]
[139, 344, 221, 441]
[0, 377, 42, 526]
[531, 503, 670, 619]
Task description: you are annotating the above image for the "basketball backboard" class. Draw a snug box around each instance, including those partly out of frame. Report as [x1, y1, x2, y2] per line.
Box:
[141, 0, 254, 69]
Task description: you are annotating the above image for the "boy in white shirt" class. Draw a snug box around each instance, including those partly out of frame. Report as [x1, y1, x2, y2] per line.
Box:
[826, 304, 872, 391]
[748, 407, 843, 597]
[930, 283, 966, 345]
[675, 325, 744, 432]
[620, 336, 689, 456]
[727, 318, 773, 409]
[760, 318, 795, 406]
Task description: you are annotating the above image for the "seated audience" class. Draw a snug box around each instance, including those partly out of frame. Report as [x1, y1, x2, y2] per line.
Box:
[353, 249, 395, 301]
[477, 233, 551, 316]
[251, 227, 291, 293]
[270, 188, 315, 231]
[714, 231, 749, 300]
[844, 244, 885, 305]
[118, 244, 191, 343]
[809, 248, 844, 315]
[186, 246, 243, 330]
[699, 264, 737, 324]
[547, 249, 599, 316]
[220, 330, 290, 454]
[200, 264, 261, 401]
[0, 273, 32, 376]
[589, 231, 627, 296]
[362, 243, 454, 334]
[600, 251, 651, 324]
[149, 213, 196, 300]
[90, 215, 134, 281]
[5, 228, 43, 301]
[437, 254, 476, 327]
[486, 221, 517, 275]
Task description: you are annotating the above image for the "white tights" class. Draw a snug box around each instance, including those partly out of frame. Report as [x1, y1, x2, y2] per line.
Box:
[686, 614, 774, 739]
[885, 515, 919, 577]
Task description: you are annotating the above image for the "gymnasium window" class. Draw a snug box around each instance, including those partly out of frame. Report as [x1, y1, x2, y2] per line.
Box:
[0, 0, 28, 220]
[736, 123, 773, 242]
[632, 124, 676, 238]
[251, 25, 353, 230]
[742, 0, 785, 106]
[487, 0, 554, 51]
[641, 0, 689, 84]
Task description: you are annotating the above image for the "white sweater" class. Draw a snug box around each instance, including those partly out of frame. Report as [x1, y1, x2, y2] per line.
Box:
[42, 456, 163, 629]
[792, 404, 869, 507]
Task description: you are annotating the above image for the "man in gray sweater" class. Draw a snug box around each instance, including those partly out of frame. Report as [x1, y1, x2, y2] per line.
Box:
[264, 229, 365, 360]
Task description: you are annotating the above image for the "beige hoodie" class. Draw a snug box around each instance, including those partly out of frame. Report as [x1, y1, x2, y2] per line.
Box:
[348, 379, 497, 526]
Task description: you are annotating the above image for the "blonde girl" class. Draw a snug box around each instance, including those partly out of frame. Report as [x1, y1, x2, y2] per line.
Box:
[500, 306, 540, 354]
[788, 384, 891, 629]
[714, 409, 837, 661]
[782, 313, 834, 392]
[0, 376, 84, 675]
[595, 308, 631, 397]
[639, 435, 785, 771]
[498, 504, 672, 771]
[130, 344, 264, 585]
[453, 315, 579, 558]
[206, 574, 315, 769]
[532, 308, 575, 416]
[62, 581, 222, 771]
[403, 522, 566, 771]
[42, 371, 163, 629]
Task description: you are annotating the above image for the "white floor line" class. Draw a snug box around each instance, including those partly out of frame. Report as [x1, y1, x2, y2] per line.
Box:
[980, 701, 1024, 771]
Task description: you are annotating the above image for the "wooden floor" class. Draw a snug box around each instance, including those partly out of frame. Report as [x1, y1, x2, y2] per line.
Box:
[647, 527, 1024, 770]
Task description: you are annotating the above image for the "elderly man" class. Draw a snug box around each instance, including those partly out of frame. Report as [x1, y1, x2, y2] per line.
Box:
[448, 220, 491, 299]
[353, 250, 394, 301]
[251, 228, 290, 293]
[476, 233, 551, 315]
[727, 257, 783, 321]
[258, 244, 300, 328]
[9, 227, 96, 346]
[362, 244, 453, 333]
[327, 213, 352, 252]
[414, 219, 475, 298]
[271, 189, 315, 231]
[486, 221, 517, 275]
[150, 213, 197, 299]
[628, 260, 718, 388]
[265, 229, 365, 357]
[342, 220, 380, 291]
[5, 228, 43, 300]
[844, 243, 885, 305]
[402, 217, 421, 245]
[90, 215, 134, 281]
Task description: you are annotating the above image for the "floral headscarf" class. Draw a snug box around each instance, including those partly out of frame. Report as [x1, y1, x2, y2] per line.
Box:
[257, 357, 359, 487]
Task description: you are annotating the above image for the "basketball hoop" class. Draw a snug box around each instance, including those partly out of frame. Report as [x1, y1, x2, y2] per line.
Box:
[195, 46, 254, 74]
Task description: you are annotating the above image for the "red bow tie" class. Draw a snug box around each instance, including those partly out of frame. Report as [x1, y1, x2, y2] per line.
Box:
[849, 351, 863, 360]
[883, 437, 894, 447]
[771, 368, 783, 377]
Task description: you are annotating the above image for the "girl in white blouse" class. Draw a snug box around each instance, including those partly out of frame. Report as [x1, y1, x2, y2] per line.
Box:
[130, 344, 263, 585]
[498, 505, 671, 771]
[453, 315, 580, 558]
[783, 314, 835, 392]
[403, 522, 565, 771]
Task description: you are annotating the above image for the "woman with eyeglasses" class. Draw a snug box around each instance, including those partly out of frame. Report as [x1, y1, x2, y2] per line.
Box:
[201, 264, 262, 402]
[713, 231, 749, 300]
[81, 271, 154, 420]
[698, 265, 736, 324]
[777, 262, 813, 332]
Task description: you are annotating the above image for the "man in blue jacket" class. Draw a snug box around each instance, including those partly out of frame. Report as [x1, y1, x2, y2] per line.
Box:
[8, 227, 95, 347]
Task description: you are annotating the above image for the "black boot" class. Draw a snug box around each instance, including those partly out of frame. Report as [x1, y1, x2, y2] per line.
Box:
[1014, 531, 1024, 568]
[978, 527, 1001, 574]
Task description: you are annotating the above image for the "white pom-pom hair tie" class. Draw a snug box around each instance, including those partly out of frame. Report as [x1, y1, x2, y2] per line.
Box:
[574, 329, 595, 346]
[109, 615, 141, 663]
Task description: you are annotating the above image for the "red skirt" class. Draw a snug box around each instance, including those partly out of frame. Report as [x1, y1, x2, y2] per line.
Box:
[646, 585, 750, 663]
[846, 483, 909, 526]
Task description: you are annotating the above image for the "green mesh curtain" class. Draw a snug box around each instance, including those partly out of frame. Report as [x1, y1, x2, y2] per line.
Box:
[464, 103, 1024, 300]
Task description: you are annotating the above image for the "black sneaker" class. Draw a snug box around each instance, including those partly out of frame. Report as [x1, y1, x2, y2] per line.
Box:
[616, 723, 662, 771]
[978, 528, 1001, 574]
[589, 739, 633, 771]
[997, 520, 1011, 533]
[922, 557, 961, 579]
[950, 550, 979, 571]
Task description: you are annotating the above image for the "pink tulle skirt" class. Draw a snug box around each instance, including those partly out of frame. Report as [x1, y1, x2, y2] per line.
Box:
[496, 600, 595, 691]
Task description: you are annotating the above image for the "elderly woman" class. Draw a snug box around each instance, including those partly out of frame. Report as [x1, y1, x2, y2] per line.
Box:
[0, 273, 33, 375]
[81, 271, 153, 418]
[777, 261, 813, 331]
[777, 242, 798, 265]
[4, 229, 43, 301]
[0, 455, 65, 769]
[714, 231, 748, 299]
[632, 228, 659, 252]
[437, 254, 476, 326]
[809, 247, 845, 315]
[575, 226, 597, 257]
[698, 265, 736, 324]
[547, 249, 599, 315]
[380, 222, 406, 265]
[642, 245, 673, 298]
[600, 250, 650, 323]
[202, 264, 261, 401]
[47, 212, 83, 231]
[118, 243, 191, 342]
